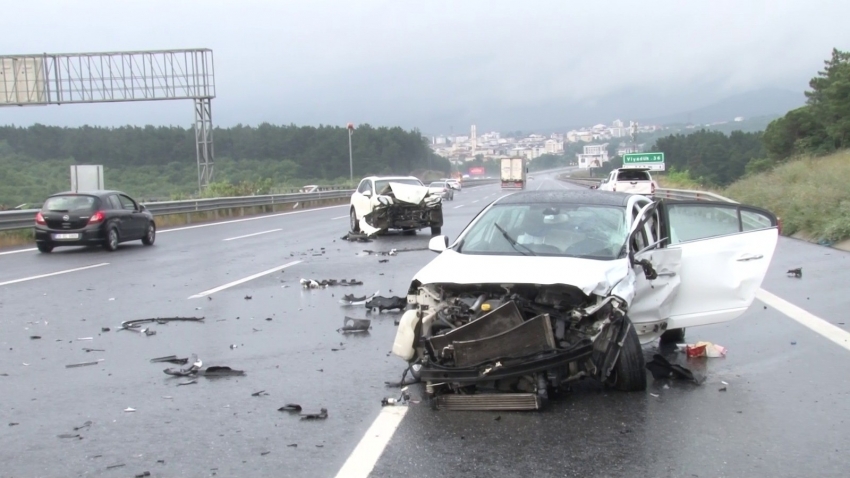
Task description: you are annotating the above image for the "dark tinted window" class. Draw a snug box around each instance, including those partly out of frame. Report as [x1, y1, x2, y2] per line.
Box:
[118, 195, 136, 210]
[617, 170, 650, 181]
[106, 195, 122, 210]
[43, 195, 97, 212]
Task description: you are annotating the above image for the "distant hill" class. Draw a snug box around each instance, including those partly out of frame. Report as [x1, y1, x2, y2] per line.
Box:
[641, 88, 805, 126]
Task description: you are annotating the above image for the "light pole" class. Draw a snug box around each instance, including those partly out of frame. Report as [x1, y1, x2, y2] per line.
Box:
[347, 123, 355, 186]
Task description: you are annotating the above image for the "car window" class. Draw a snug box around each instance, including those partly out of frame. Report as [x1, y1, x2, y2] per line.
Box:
[106, 195, 122, 210]
[457, 203, 628, 259]
[118, 195, 137, 211]
[741, 210, 773, 231]
[667, 204, 744, 244]
[356, 180, 371, 194]
[42, 195, 97, 212]
[617, 170, 650, 181]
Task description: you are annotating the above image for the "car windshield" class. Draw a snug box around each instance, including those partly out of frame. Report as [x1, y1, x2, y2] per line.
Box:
[456, 203, 628, 260]
[374, 179, 422, 194]
[42, 195, 97, 212]
[617, 170, 650, 181]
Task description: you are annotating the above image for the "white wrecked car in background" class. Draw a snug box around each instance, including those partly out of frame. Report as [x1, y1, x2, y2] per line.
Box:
[349, 176, 444, 236]
[392, 190, 779, 410]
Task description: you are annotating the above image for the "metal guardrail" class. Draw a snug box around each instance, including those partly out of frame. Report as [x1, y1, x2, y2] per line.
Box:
[557, 175, 738, 204]
[0, 178, 502, 232]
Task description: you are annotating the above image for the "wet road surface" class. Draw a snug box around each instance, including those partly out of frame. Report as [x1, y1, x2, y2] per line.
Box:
[1, 175, 849, 478]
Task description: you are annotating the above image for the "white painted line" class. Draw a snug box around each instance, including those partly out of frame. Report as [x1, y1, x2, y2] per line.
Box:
[334, 406, 408, 478]
[757, 288, 850, 352]
[0, 263, 109, 287]
[188, 260, 302, 299]
[454, 204, 464, 209]
[331, 215, 349, 220]
[222, 229, 282, 242]
[471, 200, 479, 204]
[0, 248, 37, 256]
[159, 204, 347, 234]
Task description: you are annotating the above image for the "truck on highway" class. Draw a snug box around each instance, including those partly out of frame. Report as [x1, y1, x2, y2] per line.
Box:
[70, 165, 105, 192]
[500, 157, 527, 189]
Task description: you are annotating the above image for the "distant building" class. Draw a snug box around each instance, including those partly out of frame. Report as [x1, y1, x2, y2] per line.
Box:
[734, 116, 744, 122]
[544, 139, 563, 154]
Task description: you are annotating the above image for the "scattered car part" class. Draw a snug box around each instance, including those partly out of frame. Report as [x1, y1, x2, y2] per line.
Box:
[66, 359, 104, 368]
[124, 408, 136, 412]
[150, 355, 189, 365]
[120, 317, 205, 329]
[787, 267, 802, 278]
[338, 291, 380, 306]
[381, 386, 411, 406]
[645, 354, 699, 384]
[300, 408, 328, 420]
[435, 393, 543, 411]
[339, 317, 371, 333]
[252, 390, 269, 397]
[200, 366, 245, 377]
[278, 404, 302, 412]
[365, 296, 407, 312]
[177, 379, 197, 386]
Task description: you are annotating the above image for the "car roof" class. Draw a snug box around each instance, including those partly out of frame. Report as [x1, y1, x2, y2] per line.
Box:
[495, 189, 632, 207]
[364, 176, 420, 181]
[49, 190, 127, 198]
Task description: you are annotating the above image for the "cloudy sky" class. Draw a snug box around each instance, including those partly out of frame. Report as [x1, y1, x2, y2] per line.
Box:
[0, 0, 847, 134]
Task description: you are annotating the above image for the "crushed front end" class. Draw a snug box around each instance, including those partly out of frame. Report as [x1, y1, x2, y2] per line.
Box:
[393, 282, 642, 410]
[361, 184, 443, 234]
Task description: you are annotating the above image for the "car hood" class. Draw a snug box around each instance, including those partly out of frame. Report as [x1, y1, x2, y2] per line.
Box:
[387, 182, 430, 204]
[412, 249, 634, 299]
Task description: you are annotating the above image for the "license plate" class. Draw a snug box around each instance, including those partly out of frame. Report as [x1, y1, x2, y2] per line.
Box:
[52, 233, 80, 240]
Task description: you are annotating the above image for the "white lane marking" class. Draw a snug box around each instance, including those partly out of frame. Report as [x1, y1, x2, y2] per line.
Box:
[159, 204, 347, 234]
[471, 200, 479, 204]
[0, 248, 37, 256]
[334, 406, 408, 478]
[188, 260, 302, 299]
[222, 229, 282, 242]
[454, 204, 464, 209]
[331, 215, 349, 220]
[757, 288, 850, 352]
[0, 263, 109, 287]
[536, 181, 544, 190]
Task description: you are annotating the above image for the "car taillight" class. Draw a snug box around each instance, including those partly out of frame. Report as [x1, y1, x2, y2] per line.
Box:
[35, 212, 46, 225]
[88, 211, 105, 224]
[651, 182, 656, 194]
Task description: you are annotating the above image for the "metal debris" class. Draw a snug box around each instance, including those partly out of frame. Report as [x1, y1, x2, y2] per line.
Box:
[135, 472, 151, 478]
[787, 267, 802, 278]
[382, 387, 411, 406]
[341, 232, 372, 242]
[645, 354, 700, 384]
[66, 359, 104, 368]
[300, 408, 328, 420]
[366, 296, 407, 312]
[58, 433, 82, 439]
[301, 278, 364, 288]
[150, 355, 189, 365]
[252, 390, 269, 397]
[278, 404, 302, 412]
[338, 317, 371, 333]
[106, 464, 125, 470]
[177, 379, 197, 386]
[120, 317, 205, 330]
[245, 295, 252, 300]
[101, 327, 111, 332]
[338, 291, 380, 306]
[261, 451, 271, 456]
[124, 408, 136, 413]
[30, 336, 41, 340]
[73, 420, 92, 431]
[378, 259, 389, 263]
[82, 346, 104, 352]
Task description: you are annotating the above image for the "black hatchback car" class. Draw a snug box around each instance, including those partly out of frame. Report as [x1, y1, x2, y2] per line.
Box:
[34, 190, 156, 253]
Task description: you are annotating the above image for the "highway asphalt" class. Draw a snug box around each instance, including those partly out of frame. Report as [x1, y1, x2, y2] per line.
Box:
[1, 174, 848, 478]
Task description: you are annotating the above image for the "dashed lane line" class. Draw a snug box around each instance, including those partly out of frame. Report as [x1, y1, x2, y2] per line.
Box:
[0, 263, 109, 287]
[188, 260, 302, 299]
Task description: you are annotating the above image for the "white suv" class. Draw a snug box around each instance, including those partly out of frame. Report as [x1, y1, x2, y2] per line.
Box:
[349, 176, 444, 236]
[597, 168, 657, 195]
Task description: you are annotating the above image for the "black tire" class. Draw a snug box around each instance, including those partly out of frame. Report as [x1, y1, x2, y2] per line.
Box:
[660, 328, 686, 343]
[37, 242, 54, 253]
[608, 318, 647, 392]
[142, 221, 156, 246]
[349, 208, 360, 233]
[431, 226, 442, 236]
[104, 226, 119, 252]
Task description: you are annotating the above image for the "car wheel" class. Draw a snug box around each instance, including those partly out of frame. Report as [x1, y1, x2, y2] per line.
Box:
[660, 328, 685, 343]
[142, 221, 156, 246]
[607, 317, 647, 392]
[349, 208, 360, 233]
[104, 227, 119, 252]
[431, 226, 441, 236]
[37, 242, 54, 253]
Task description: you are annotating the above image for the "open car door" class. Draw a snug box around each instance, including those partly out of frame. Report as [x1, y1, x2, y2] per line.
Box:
[660, 200, 779, 330]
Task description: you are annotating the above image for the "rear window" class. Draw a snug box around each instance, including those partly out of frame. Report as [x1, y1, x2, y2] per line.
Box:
[617, 170, 651, 181]
[42, 195, 97, 212]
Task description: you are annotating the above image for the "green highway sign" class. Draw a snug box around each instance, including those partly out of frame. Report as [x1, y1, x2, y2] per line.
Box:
[622, 152, 665, 171]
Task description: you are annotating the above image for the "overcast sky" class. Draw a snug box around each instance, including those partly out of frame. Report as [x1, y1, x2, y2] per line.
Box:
[1, 0, 847, 134]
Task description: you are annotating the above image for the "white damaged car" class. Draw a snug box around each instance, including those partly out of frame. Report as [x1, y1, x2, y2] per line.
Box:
[350, 176, 444, 236]
[392, 189, 779, 410]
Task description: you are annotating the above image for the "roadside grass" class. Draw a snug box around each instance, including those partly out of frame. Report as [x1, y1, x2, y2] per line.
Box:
[724, 151, 850, 243]
[0, 230, 34, 249]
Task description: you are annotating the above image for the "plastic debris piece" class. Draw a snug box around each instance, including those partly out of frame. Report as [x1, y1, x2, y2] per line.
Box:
[244, 295, 252, 300]
[378, 259, 389, 263]
[251, 390, 269, 397]
[649, 393, 660, 398]
[339, 317, 371, 333]
[645, 354, 700, 384]
[144, 329, 156, 336]
[30, 336, 41, 340]
[58, 433, 82, 439]
[261, 451, 271, 456]
[106, 464, 125, 470]
[787, 267, 802, 278]
[101, 327, 111, 332]
[200, 366, 245, 377]
[678, 341, 727, 358]
[77, 337, 93, 341]
[66, 359, 104, 368]
[278, 404, 302, 412]
[121, 317, 204, 329]
[719, 386, 727, 392]
[150, 355, 188, 365]
[300, 408, 328, 420]
[73, 421, 92, 431]
[366, 296, 406, 312]
[287, 444, 298, 448]
[124, 408, 136, 412]
[135, 472, 151, 478]
[338, 290, 380, 306]
[177, 379, 197, 386]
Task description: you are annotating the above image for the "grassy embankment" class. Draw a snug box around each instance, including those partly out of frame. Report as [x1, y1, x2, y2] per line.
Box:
[659, 150, 850, 249]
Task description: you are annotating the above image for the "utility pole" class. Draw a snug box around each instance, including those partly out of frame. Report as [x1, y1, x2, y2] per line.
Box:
[347, 123, 355, 185]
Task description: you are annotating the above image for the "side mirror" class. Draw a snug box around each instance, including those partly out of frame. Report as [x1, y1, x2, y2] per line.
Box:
[139, 204, 147, 211]
[428, 235, 449, 253]
[362, 190, 372, 197]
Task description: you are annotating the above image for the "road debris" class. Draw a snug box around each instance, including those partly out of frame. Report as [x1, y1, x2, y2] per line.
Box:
[339, 291, 380, 306]
[73, 420, 92, 431]
[787, 267, 803, 278]
[143, 329, 157, 336]
[278, 404, 302, 412]
[77, 337, 93, 341]
[83, 348, 105, 353]
[381, 386, 411, 406]
[261, 451, 271, 456]
[251, 390, 269, 397]
[58, 433, 82, 439]
[135, 472, 151, 478]
[101, 327, 111, 332]
[124, 408, 136, 413]
[120, 317, 205, 330]
[245, 295, 252, 300]
[378, 259, 389, 263]
[9, 422, 19, 426]
[341, 232, 372, 242]
[66, 359, 104, 368]
[366, 296, 407, 312]
[677, 341, 728, 358]
[150, 355, 189, 365]
[106, 464, 125, 470]
[29, 336, 41, 340]
[338, 317, 371, 333]
[645, 354, 700, 384]
[178, 379, 197, 386]
[300, 408, 328, 420]
[301, 278, 364, 288]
